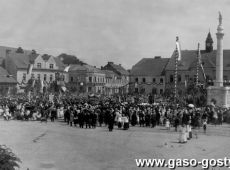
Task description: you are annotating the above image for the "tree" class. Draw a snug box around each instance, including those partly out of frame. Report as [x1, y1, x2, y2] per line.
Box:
[57, 53, 86, 65]
[0, 145, 21, 170]
[16, 47, 24, 53]
[186, 83, 207, 107]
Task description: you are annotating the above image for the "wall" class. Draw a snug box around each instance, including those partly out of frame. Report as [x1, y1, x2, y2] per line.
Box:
[129, 75, 165, 94]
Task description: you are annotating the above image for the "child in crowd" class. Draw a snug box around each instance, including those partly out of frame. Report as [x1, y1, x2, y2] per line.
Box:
[203, 119, 207, 134]
[165, 119, 170, 130]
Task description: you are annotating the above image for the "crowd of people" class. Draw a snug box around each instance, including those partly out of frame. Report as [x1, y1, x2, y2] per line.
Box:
[0, 94, 226, 143]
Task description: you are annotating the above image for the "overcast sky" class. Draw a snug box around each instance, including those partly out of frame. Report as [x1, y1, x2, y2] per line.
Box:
[0, 0, 229, 69]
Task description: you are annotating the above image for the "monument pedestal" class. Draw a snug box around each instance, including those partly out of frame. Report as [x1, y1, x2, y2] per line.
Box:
[207, 86, 230, 107]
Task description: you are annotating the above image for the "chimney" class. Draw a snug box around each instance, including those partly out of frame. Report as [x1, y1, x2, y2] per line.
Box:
[108, 62, 114, 65]
[154, 56, 161, 59]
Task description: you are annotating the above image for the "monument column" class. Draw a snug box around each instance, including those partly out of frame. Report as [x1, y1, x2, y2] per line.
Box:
[215, 12, 224, 87]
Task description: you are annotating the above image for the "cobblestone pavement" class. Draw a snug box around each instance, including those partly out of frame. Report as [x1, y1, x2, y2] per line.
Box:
[0, 119, 230, 170]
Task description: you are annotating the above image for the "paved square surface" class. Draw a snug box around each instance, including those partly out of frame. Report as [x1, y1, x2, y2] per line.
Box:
[1, 119, 230, 170]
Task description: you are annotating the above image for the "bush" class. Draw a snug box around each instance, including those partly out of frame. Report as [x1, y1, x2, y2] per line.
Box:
[0, 145, 21, 170]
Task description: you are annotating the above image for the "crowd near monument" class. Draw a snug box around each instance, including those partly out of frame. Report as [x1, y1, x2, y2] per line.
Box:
[207, 12, 230, 107]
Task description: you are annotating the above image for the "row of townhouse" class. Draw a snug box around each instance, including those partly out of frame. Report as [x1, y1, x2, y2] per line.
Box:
[1, 31, 229, 97]
[68, 62, 129, 95]
[129, 32, 230, 96]
[0, 46, 130, 96]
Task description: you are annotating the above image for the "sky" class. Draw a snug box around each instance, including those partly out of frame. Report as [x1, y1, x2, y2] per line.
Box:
[0, 0, 230, 69]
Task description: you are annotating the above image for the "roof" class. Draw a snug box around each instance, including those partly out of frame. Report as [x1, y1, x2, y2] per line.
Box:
[69, 64, 87, 72]
[0, 46, 31, 59]
[103, 62, 129, 75]
[54, 57, 65, 70]
[9, 52, 33, 69]
[102, 70, 117, 78]
[8, 52, 65, 70]
[131, 57, 170, 76]
[165, 49, 230, 71]
[0, 67, 17, 84]
[69, 64, 105, 74]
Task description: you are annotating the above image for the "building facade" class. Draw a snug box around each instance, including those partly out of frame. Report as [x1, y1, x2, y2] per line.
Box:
[0, 67, 17, 96]
[165, 32, 230, 95]
[68, 64, 106, 94]
[103, 70, 122, 96]
[130, 56, 169, 95]
[5, 50, 66, 93]
[101, 62, 129, 94]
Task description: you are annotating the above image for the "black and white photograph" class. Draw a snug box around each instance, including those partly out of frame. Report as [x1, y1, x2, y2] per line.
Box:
[0, 0, 230, 170]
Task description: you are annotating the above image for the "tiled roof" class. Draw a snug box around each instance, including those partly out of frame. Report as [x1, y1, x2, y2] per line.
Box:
[0, 67, 17, 83]
[0, 46, 31, 58]
[84, 65, 105, 74]
[8, 52, 65, 70]
[102, 70, 117, 78]
[69, 64, 105, 74]
[54, 57, 65, 70]
[69, 64, 87, 72]
[103, 62, 129, 75]
[131, 57, 170, 76]
[165, 49, 230, 71]
[8, 52, 33, 69]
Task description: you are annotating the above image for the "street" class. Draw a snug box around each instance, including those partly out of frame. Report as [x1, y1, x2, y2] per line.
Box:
[1, 119, 230, 170]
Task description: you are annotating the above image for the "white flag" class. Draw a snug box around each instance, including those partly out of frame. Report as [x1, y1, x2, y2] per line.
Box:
[175, 37, 181, 61]
[27, 64, 33, 75]
[64, 65, 70, 72]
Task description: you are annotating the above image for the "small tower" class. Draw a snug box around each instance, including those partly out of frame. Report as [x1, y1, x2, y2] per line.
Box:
[205, 31, 213, 52]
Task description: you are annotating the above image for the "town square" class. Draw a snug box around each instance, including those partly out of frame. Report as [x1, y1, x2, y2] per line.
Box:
[1, 0, 230, 170]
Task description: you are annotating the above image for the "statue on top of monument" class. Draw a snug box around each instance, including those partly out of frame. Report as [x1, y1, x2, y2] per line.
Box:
[218, 11, 222, 25]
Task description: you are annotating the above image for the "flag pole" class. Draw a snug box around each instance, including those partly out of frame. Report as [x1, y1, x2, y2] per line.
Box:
[174, 36, 179, 102]
[196, 43, 200, 86]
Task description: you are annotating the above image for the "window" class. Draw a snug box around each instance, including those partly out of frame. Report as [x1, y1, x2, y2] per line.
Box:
[94, 77, 97, 82]
[37, 74, 40, 80]
[44, 74, 47, 81]
[70, 76, 73, 82]
[224, 75, 228, 80]
[178, 75, 181, 82]
[50, 74, 53, 82]
[152, 88, 157, 94]
[160, 78, 164, 83]
[142, 78, 146, 83]
[170, 75, 174, 82]
[89, 77, 92, 82]
[135, 78, 138, 83]
[160, 89, 163, 94]
[23, 73, 26, 81]
[88, 87, 92, 92]
[37, 63, 41, 68]
[49, 64, 54, 69]
[153, 78, 156, 83]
